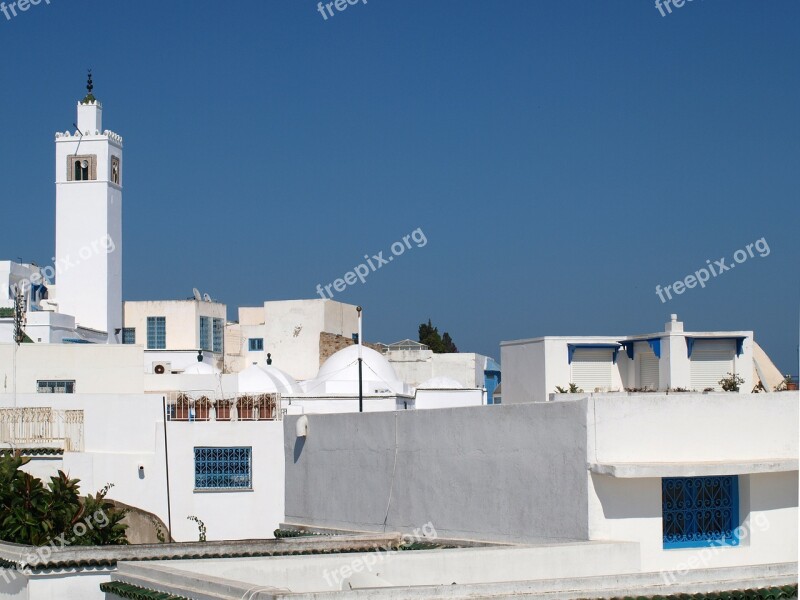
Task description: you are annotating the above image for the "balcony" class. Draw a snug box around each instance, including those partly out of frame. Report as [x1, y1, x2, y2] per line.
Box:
[0, 407, 84, 451]
[165, 392, 283, 422]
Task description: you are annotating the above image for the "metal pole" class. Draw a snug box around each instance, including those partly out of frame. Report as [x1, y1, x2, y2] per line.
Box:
[357, 306, 363, 413]
[162, 396, 173, 541]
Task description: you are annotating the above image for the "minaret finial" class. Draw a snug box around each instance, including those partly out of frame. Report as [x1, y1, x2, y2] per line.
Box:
[81, 69, 96, 104]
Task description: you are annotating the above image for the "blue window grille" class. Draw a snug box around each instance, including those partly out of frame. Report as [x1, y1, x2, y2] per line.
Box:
[213, 318, 224, 353]
[194, 447, 252, 490]
[146, 317, 166, 350]
[248, 338, 264, 352]
[662, 476, 739, 549]
[199, 317, 212, 351]
[122, 328, 136, 344]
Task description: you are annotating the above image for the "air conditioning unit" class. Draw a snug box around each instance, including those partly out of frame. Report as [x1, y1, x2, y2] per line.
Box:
[152, 362, 171, 375]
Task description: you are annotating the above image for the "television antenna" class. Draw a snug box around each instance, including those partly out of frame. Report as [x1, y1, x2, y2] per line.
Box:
[203, 293, 212, 303]
[192, 288, 202, 301]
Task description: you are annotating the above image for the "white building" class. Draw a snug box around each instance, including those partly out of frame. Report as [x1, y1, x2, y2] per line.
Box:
[54, 74, 123, 342]
[123, 298, 227, 373]
[225, 299, 360, 379]
[500, 315, 782, 404]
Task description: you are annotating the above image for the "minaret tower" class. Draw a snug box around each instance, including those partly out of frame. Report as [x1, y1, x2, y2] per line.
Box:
[54, 72, 123, 342]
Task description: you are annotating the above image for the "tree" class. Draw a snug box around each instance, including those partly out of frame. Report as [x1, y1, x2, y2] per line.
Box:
[418, 319, 458, 354]
[0, 452, 128, 546]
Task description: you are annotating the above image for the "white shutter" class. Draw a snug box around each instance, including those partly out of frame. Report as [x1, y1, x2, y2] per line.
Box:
[571, 349, 613, 392]
[639, 346, 660, 390]
[690, 340, 735, 391]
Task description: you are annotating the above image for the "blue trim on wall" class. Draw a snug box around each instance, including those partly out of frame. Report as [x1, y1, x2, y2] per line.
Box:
[648, 338, 661, 359]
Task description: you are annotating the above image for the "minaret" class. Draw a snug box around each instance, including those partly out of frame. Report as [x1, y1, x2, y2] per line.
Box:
[54, 72, 123, 342]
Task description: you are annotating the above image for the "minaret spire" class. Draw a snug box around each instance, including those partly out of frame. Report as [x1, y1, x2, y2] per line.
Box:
[82, 69, 96, 104]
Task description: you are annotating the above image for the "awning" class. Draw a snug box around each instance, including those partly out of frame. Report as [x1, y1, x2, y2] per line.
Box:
[618, 338, 661, 360]
[567, 343, 621, 365]
[589, 458, 798, 478]
[686, 336, 745, 358]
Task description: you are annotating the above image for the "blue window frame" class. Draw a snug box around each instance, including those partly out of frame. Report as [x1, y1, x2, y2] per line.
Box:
[213, 318, 224, 353]
[248, 338, 264, 352]
[122, 327, 136, 344]
[662, 476, 739, 549]
[194, 447, 252, 490]
[199, 317, 212, 351]
[146, 317, 166, 350]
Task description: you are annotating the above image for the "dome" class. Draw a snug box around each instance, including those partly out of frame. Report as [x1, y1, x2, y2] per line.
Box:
[417, 376, 464, 389]
[308, 345, 408, 395]
[238, 364, 280, 394]
[258, 364, 303, 395]
[182, 362, 220, 375]
[316, 345, 399, 385]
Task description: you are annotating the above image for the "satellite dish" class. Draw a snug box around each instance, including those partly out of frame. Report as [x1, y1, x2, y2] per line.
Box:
[193, 288, 201, 301]
[203, 293, 212, 303]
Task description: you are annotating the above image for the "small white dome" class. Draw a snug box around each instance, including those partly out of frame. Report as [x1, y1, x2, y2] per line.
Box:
[316, 345, 399, 384]
[418, 376, 464, 389]
[182, 362, 220, 375]
[258, 364, 303, 394]
[238, 364, 280, 394]
[308, 345, 408, 395]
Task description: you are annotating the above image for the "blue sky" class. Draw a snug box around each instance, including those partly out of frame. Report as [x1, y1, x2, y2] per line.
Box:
[0, 0, 797, 372]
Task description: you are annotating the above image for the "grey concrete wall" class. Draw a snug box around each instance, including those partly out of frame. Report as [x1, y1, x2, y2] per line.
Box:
[284, 401, 590, 543]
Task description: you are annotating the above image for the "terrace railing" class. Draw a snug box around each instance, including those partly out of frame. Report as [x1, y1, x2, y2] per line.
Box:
[0, 407, 84, 451]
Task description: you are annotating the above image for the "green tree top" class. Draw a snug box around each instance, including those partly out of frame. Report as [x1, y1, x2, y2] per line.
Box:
[418, 319, 458, 353]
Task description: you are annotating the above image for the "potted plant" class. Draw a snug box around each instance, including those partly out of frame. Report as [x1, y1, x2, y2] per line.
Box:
[256, 394, 276, 420]
[237, 395, 255, 420]
[777, 374, 798, 391]
[193, 397, 211, 421]
[174, 394, 191, 420]
[215, 399, 232, 421]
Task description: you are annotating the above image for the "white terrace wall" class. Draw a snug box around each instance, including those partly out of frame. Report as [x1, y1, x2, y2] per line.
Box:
[165, 420, 285, 542]
[284, 402, 591, 543]
[0, 344, 144, 394]
[585, 392, 798, 573]
[0, 393, 168, 527]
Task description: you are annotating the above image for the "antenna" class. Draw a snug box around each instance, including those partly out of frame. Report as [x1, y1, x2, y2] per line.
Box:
[203, 293, 212, 303]
[192, 288, 202, 301]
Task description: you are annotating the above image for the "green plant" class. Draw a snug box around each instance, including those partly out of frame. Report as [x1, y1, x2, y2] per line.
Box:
[775, 374, 794, 391]
[668, 387, 691, 392]
[187, 515, 206, 542]
[148, 515, 166, 543]
[0, 453, 128, 546]
[555, 383, 583, 393]
[718, 372, 744, 392]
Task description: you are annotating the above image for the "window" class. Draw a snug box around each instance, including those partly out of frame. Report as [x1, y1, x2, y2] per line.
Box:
[199, 317, 212, 351]
[67, 154, 96, 182]
[122, 327, 136, 344]
[37, 380, 75, 393]
[213, 318, 224, 353]
[248, 338, 264, 352]
[147, 317, 166, 349]
[194, 447, 252, 490]
[111, 156, 121, 185]
[662, 476, 739, 549]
